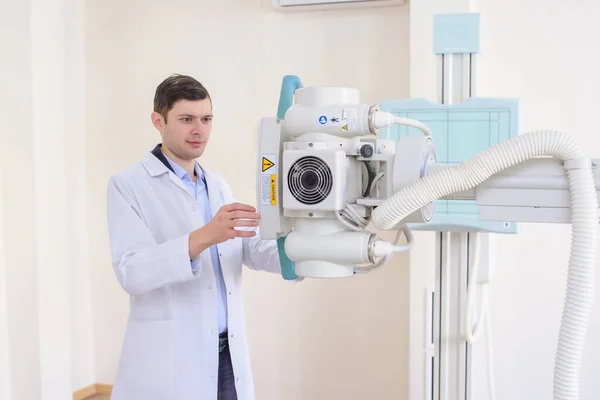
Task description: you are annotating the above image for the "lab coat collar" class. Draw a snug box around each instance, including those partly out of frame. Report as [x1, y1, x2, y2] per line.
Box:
[143, 144, 210, 201]
[149, 143, 175, 175]
[162, 152, 207, 186]
[143, 144, 173, 177]
[142, 144, 195, 199]
[145, 143, 205, 180]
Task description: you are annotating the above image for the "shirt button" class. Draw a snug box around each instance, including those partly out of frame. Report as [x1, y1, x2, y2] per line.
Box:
[208, 285, 212, 289]
[228, 291, 232, 296]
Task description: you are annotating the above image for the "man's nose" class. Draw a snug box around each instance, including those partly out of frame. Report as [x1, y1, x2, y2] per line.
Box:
[191, 121, 205, 134]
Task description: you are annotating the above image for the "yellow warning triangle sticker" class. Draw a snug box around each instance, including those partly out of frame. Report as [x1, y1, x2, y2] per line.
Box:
[262, 157, 274, 172]
[342, 125, 348, 131]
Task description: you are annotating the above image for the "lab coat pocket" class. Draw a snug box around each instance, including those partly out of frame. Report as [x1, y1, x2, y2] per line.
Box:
[116, 319, 175, 399]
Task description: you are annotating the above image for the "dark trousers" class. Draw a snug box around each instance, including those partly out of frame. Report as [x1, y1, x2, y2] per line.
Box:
[218, 335, 237, 400]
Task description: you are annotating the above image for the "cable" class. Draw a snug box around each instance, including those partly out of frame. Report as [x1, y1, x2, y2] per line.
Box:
[372, 111, 432, 136]
[353, 230, 397, 274]
[465, 232, 487, 343]
[354, 224, 414, 274]
[393, 223, 414, 253]
[363, 161, 376, 197]
[335, 209, 365, 232]
[371, 130, 598, 400]
[369, 171, 384, 197]
[342, 205, 368, 228]
[392, 116, 432, 136]
[464, 232, 497, 400]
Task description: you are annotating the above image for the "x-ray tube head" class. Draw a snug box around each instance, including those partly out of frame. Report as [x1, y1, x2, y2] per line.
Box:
[257, 83, 437, 278]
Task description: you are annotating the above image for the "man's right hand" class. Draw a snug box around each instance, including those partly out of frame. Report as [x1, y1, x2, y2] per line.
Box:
[206, 202, 260, 242]
[188, 202, 260, 259]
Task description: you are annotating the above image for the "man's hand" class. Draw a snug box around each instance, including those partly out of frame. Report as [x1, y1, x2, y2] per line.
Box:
[188, 202, 260, 259]
[206, 202, 260, 242]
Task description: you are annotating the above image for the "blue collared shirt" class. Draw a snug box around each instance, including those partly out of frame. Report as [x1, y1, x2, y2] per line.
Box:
[164, 156, 228, 334]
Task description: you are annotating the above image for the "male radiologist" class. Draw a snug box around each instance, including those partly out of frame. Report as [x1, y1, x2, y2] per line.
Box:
[106, 74, 286, 400]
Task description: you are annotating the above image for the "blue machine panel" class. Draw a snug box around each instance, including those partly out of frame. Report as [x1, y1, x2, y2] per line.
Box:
[433, 13, 481, 54]
[379, 97, 520, 234]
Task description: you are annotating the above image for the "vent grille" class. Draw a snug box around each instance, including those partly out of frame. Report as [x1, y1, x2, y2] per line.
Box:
[287, 156, 333, 205]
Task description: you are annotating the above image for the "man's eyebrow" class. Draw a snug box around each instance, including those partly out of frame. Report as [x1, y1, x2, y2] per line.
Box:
[177, 113, 214, 118]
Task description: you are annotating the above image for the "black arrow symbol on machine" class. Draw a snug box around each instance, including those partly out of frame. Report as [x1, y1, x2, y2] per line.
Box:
[331, 117, 339, 123]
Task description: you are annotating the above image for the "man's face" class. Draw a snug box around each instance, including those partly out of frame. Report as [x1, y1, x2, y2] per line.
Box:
[152, 98, 213, 161]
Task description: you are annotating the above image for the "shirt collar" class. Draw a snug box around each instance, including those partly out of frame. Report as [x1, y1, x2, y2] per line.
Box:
[150, 143, 205, 183]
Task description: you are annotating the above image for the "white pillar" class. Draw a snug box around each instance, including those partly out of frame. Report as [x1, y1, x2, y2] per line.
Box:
[408, 1, 479, 399]
[65, 0, 96, 390]
[0, 0, 42, 398]
[31, 0, 73, 396]
[0, 0, 91, 397]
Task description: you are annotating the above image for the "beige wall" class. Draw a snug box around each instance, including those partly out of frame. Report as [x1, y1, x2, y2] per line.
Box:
[85, 0, 411, 399]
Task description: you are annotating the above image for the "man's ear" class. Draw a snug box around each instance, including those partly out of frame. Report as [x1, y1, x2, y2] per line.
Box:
[151, 111, 164, 131]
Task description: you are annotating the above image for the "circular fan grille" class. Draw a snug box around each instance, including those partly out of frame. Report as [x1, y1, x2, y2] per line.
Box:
[287, 156, 333, 205]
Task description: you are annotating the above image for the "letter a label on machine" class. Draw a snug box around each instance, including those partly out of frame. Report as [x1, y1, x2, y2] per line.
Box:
[260, 154, 277, 206]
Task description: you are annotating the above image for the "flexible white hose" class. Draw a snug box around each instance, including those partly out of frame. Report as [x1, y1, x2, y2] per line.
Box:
[372, 130, 598, 400]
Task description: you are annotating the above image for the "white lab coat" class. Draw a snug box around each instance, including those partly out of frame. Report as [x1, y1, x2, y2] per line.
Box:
[106, 151, 283, 400]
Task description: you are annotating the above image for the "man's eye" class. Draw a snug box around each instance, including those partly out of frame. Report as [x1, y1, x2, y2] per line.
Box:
[182, 117, 192, 122]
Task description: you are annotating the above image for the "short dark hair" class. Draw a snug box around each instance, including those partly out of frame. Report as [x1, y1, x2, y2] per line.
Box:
[153, 74, 211, 122]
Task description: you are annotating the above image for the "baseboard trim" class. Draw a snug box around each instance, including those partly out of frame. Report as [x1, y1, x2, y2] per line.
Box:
[73, 383, 113, 400]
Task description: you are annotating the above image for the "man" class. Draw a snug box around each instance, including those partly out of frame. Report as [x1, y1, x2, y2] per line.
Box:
[106, 74, 284, 400]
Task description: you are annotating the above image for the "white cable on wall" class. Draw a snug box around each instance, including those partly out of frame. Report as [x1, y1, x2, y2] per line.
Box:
[465, 232, 497, 400]
[464, 232, 487, 343]
[371, 130, 598, 400]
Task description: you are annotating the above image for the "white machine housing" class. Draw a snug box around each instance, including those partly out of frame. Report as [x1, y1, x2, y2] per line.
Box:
[257, 86, 435, 278]
[282, 147, 347, 213]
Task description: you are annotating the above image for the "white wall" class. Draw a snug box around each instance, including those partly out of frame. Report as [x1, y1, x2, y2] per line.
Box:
[0, 0, 94, 398]
[0, 2, 40, 397]
[85, 0, 411, 399]
[471, 1, 600, 398]
[409, 1, 600, 399]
